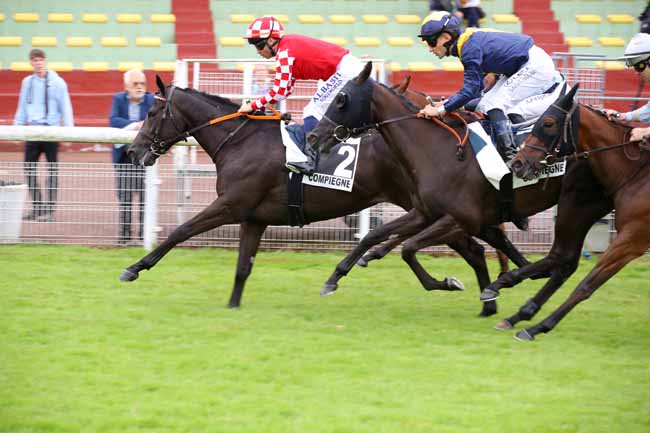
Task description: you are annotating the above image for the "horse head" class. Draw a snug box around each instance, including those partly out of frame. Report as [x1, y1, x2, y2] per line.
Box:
[307, 61, 375, 153]
[511, 83, 580, 181]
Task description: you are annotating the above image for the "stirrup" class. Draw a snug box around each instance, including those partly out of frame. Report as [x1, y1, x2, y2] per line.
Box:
[285, 161, 314, 176]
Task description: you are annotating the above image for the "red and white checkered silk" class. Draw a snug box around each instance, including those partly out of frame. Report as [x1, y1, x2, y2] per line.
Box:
[245, 16, 285, 39]
[251, 49, 295, 110]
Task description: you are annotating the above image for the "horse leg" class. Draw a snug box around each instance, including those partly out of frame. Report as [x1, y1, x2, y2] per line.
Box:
[400, 214, 468, 292]
[227, 221, 268, 308]
[119, 197, 236, 282]
[515, 222, 650, 341]
[358, 236, 406, 267]
[447, 236, 499, 317]
[478, 224, 531, 270]
[495, 224, 511, 276]
[320, 209, 430, 295]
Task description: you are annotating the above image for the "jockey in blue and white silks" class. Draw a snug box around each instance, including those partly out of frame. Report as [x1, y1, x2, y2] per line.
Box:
[418, 11, 562, 161]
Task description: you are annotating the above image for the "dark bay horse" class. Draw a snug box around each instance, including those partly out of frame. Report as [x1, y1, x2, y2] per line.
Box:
[508, 85, 648, 340]
[120, 76, 524, 315]
[307, 63, 614, 335]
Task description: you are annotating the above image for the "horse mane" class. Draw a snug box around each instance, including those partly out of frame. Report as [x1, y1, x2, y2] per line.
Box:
[378, 82, 420, 113]
[582, 103, 632, 132]
[183, 87, 240, 111]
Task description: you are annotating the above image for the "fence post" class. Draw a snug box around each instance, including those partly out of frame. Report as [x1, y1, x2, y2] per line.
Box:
[357, 208, 370, 241]
[143, 163, 161, 251]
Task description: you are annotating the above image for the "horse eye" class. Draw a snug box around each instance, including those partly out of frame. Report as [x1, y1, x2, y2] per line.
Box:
[336, 93, 347, 110]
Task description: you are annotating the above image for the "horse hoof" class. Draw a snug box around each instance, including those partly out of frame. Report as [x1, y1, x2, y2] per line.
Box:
[480, 288, 499, 302]
[320, 283, 338, 296]
[226, 303, 241, 309]
[495, 319, 514, 330]
[513, 329, 535, 341]
[119, 269, 139, 282]
[479, 303, 497, 317]
[356, 257, 369, 267]
[446, 277, 465, 291]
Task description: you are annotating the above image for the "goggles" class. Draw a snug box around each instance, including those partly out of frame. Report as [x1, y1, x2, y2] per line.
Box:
[632, 59, 650, 73]
[248, 38, 268, 51]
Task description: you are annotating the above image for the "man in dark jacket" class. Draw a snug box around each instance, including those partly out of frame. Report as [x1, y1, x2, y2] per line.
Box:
[109, 69, 154, 244]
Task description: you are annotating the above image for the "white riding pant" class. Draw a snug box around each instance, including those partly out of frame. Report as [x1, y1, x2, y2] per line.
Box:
[302, 54, 365, 121]
[476, 45, 558, 115]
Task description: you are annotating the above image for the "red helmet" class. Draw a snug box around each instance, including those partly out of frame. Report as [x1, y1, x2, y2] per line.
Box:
[245, 16, 284, 39]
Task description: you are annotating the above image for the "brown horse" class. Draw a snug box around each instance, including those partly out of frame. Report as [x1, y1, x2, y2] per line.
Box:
[509, 84, 649, 340]
[307, 63, 614, 334]
[120, 76, 526, 316]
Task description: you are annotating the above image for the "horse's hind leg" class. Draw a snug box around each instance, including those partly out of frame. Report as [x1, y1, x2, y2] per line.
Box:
[400, 214, 468, 292]
[478, 224, 530, 270]
[320, 209, 430, 295]
[516, 222, 649, 341]
[119, 197, 237, 282]
[227, 222, 268, 308]
[358, 236, 405, 267]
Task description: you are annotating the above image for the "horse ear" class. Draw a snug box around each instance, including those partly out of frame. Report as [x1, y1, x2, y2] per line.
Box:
[559, 81, 568, 96]
[556, 82, 580, 109]
[156, 75, 166, 96]
[356, 62, 372, 84]
[567, 82, 580, 101]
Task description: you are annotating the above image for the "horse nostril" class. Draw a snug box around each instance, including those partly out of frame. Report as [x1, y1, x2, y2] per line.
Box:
[510, 160, 523, 176]
[306, 132, 318, 147]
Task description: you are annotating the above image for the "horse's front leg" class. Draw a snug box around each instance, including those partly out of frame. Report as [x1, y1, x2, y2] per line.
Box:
[516, 221, 650, 341]
[357, 236, 405, 267]
[119, 197, 237, 282]
[227, 221, 267, 308]
[320, 209, 430, 295]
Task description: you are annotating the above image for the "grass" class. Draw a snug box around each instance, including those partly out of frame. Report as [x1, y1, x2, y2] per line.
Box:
[0, 245, 648, 433]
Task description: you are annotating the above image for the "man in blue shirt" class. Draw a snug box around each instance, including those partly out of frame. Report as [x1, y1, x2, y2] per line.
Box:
[14, 49, 74, 221]
[109, 69, 154, 245]
[417, 12, 559, 162]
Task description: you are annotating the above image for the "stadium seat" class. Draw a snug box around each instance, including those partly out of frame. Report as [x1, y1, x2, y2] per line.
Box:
[407, 61, 436, 72]
[599, 36, 625, 46]
[118, 61, 144, 71]
[82, 13, 108, 23]
[330, 15, 355, 24]
[101, 37, 128, 47]
[13, 13, 39, 22]
[394, 15, 421, 24]
[136, 37, 161, 47]
[48, 13, 74, 23]
[596, 61, 626, 70]
[0, 13, 4, 22]
[66, 37, 93, 47]
[576, 14, 602, 23]
[354, 36, 381, 47]
[48, 61, 73, 71]
[298, 15, 324, 24]
[387, 37, 415, 47]
[442, 61, 464, 71]
[321, 37, 347, 46]
[362, 15, 389, 24]
[150, 14, 176, 23]
[275, 15, 290, 23]
[11, 62, 32, 71]
[153, 61, 176, 71]
[230, 14, 255, 24]
[0, 36, 22, 46]
[607, 14, 634, 23]
[387, 62, 402, 72]
[219, 37, 245, 46]
[492, 14, 519, 23]
[82, 61, 110, 71]
[116, 14, 143, 24]
[566, 36, 593, 46]
[31, 36, 57, 47]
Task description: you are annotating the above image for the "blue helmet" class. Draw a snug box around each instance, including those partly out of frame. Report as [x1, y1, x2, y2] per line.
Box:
[418, 11, 461, 42]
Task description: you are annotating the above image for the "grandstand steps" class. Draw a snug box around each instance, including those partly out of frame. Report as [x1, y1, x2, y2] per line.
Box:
[514, 0, 569, 54]
[173, 0, 216, 59]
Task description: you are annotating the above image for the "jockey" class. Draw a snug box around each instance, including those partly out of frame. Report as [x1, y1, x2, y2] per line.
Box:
[603, 33, 650, 142]
[238, 15, 364, 175]
[417, 11, 561, 161]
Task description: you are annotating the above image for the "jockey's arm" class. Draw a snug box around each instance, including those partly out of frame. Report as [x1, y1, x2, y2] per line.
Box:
[630, 126, 650, 142]
[603, 101, 650, 122]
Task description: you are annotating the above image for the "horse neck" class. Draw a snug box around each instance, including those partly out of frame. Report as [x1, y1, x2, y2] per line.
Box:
[577, 105, 636, 193]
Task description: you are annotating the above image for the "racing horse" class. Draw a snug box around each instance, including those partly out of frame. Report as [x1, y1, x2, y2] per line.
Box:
[507, 85, 648, 340]
[307, 63, 613, 335]
[120, 76, 527, 316]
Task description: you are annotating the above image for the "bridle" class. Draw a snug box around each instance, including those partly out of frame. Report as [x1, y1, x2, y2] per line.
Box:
[140, 86, 282, 157]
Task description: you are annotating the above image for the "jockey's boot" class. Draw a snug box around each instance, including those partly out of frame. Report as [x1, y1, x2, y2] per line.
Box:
[285, 142, 317, 176]
[495, 128, 518, 163]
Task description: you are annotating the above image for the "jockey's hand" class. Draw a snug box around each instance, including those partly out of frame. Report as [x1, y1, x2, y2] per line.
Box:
[630, 126, 650, 142]
[238, 101, 254, 113]
[418, 103, 445, 119]
[602, 108, 620, 121]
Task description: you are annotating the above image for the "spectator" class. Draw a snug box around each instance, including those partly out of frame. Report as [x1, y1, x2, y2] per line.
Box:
[109, 69, 154, 245]
[455, 0, 483, 28]
[639, 1, 650, 34]
[14, 48, 74, 221]
[429, 0, 453, 12]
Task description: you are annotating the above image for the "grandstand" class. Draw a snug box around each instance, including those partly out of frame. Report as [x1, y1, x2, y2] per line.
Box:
[0, 0, 648, 129]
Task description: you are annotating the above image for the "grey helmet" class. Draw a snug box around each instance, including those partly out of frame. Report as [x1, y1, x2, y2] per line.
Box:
[623, 33, 650, 67]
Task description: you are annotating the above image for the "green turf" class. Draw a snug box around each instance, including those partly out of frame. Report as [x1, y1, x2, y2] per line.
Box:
[1, 245, 648, 433]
